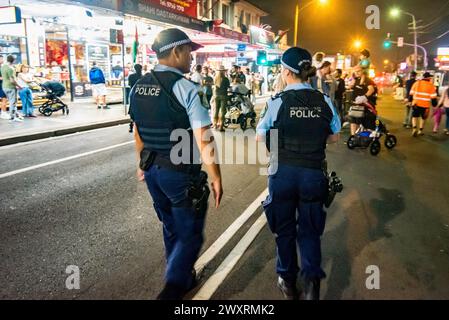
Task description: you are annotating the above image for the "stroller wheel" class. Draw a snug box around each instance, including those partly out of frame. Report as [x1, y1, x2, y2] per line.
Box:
[42, 108, 53, 117]
[347, 135, 357, 149]
[65, 107, 70, 115]
[240, 117, 247, 131]
[38, 106, 45, 114]
[250, 118, 256, 128]
[385, 135, 397, 149]
[370, 140, 381, 156]
[223, 118, 230, 128]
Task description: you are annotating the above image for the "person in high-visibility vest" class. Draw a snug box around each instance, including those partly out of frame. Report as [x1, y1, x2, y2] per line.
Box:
[409, 72, 438, 137]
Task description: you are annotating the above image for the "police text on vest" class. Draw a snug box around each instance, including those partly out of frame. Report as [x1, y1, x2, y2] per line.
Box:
[135, 85, 161, 96]
[289, 106, 321, 118]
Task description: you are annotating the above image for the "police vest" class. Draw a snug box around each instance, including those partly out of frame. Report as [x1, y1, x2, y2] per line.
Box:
[130, 71, 195, 162]
[269, 89, 333, 169]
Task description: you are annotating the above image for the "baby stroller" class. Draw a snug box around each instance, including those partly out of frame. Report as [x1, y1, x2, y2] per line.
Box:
[223, 91, 256, 130]
[38, 81, 69, 117]
[346, 97, 397, 156]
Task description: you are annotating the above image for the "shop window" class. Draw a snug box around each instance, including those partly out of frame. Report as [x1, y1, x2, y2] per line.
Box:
[246, 13, 251, 26]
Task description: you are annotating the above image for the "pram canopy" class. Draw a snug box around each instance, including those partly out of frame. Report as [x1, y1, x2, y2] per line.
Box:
[41, 81, 66, 97]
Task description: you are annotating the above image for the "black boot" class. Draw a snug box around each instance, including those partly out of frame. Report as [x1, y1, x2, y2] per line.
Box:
[277, 277, 299, 300]
[157, 270, 198, 300]
[303, 278, 320, 300]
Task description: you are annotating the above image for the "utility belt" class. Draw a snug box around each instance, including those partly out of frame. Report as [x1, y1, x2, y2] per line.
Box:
[139, 148, 201, 175]
[279, 158, 327, 170]
[140, 148, 209, 215]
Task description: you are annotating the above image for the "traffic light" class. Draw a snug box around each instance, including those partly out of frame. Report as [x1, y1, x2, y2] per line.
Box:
[257, 50, 268, 66]
[383, 33, 392, 49]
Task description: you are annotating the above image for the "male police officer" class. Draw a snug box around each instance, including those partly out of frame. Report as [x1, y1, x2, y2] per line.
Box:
[256, 47, 341, 300]
[129, 28, 223, 300]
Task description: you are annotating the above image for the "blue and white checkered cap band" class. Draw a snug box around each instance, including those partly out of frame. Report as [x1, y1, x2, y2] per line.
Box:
[158, 39, 192, 53]
[281, 59, 311, 74]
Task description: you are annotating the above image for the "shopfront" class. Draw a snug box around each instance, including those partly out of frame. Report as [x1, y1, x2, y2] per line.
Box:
[0, 0, 126, 102]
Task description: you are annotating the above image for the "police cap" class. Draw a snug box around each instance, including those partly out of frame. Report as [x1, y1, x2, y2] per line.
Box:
[281, 47, 313, 74]
[151, 28, 203, 55]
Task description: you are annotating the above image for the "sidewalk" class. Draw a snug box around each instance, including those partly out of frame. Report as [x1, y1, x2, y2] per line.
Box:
[0, 100, 129, 146]
[0, 93, 272, 147]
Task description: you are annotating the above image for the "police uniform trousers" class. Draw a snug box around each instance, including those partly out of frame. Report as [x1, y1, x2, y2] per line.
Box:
[144, 165, 206, 290]
[263, 164, 327, 283]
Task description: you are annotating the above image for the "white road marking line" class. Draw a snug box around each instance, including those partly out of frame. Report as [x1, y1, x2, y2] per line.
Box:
[194, 188, 268, 275]
[0, 141, 134, 179]
[193, 213, 267, 300]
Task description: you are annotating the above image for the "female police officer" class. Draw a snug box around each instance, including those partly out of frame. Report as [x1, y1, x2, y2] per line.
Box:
[130, 28, 223, 300]
[256, 47, 341, 300]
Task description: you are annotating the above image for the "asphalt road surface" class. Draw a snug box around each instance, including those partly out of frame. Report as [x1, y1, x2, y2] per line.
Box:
[1, 93, 448, 300]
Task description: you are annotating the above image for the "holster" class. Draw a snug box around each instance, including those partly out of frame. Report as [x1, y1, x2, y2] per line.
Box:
[139, 149, 156, 171]
[187, 171, 210, 216]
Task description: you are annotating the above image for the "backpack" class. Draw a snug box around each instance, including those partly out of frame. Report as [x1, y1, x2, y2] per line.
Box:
[90, 68, 105, 84]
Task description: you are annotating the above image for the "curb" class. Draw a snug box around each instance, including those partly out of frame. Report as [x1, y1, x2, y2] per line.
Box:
[0, 118, 131, 147]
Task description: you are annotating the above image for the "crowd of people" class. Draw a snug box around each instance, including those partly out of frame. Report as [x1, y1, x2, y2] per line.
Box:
[125, 62, 279, 132]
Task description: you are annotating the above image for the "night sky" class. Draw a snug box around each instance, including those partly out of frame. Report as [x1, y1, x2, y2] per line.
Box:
[250, 0, 449, 68]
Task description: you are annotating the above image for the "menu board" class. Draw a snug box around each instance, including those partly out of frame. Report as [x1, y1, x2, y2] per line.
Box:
[86, 44, 110, 80]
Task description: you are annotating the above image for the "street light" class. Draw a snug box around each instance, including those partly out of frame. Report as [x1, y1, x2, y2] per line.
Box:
[390, 8, 418, 70]
[353, 39, 363, 50]
[294, 0, 329, 46]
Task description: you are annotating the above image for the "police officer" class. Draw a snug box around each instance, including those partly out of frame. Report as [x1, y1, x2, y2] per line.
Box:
[256, 47, 341, 300]
[129, 28, 223, 300]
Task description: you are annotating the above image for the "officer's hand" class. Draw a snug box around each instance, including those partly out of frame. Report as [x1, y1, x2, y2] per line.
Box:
[211, 178, 223, 208]
[137, 168, 145, 182]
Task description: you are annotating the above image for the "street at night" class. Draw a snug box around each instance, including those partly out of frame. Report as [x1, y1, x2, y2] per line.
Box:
[1, 0, 449, 314]
[1, 93, 448, 300]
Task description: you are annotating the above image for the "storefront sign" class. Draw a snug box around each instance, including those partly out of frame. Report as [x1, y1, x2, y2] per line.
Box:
[0, 6, 21, 25]
[122, 0, 206, 32]
[237, 44, 246, 51]
[73, 82, 93, 97]
[249, 26, 275, 48]
[147, 0, 197, 18]
[211, 27, 250, 44]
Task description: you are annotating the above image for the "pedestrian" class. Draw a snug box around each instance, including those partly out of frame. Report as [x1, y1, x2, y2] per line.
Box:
[190, 64, 203, 85]
[214, 65, 230, 131]
[358, 49, 371, 75]
[238, 66, 246, 85]
[0, 55, 10, 120]
[256, 47, 341, 300]
[127, 64, 143, 133]
[436, 86, 449, 135]
[273, 71, 287, 94]
[410, 72, 438, 137]
[202, 66, 214, 106]
[310, 61, 331, 96]
[347, 66, 377, 135]
[1, 55, 23, 122]
[333, 68, 346, 121]
[89, 62, 108, 109]
[17, 64, 37, 117]
[312, 52, 325, 69]
[129, 28, 223, 300]
[404, 71, 417, 128]
[258, 72, 265, 96]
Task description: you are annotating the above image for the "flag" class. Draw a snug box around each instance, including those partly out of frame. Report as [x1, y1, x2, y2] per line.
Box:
[132, 26, 139, 63]
[275, 29, 289, 44]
